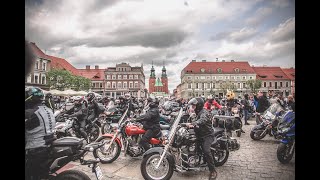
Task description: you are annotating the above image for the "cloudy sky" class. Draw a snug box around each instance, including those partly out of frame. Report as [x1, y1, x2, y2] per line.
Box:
[25, 0, 295, 93]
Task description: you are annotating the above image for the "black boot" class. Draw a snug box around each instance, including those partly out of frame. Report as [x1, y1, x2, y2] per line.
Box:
[209, 169, 217, 180]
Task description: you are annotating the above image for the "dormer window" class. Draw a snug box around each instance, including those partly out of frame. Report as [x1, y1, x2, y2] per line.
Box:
[258, 75, 267, 78]
[93, 76, 99, 79]
[200, 68, 205, 72]
[242, 69, 247, 72]
[217, 68, 222, 73]
[274, 75, 283, 78]
[234, 68, 240, 73]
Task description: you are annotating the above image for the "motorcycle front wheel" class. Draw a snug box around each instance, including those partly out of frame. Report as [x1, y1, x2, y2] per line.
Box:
[54, 170, 90, 180]
[88, 124, 100, 142]
[211, 146, 229, 166]
[250, 129, 267, 140]
[93, 136, 121, 163]
[277, 143, 294, 164]
[140, 152, 174, 180]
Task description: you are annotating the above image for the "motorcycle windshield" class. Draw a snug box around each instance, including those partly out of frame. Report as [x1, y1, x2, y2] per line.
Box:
[263, 103, 283, 119]
[278, 111, 295, 128]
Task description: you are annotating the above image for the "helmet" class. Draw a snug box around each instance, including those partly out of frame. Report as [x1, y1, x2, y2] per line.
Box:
[25, 86, 44, 107]
[74, 96, 84, 106]
[124, 93, 131, 99]
[148, 97, 159, 108]
[86, 92, 95, 102]
[207, 95, 213, 100]
[45, 92, 53, 99]
[188, 97, 204, 114]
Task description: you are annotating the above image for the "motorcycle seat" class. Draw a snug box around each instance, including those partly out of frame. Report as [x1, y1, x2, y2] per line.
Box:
[213, 127, 225, 136]
[52, 137, 84, 147]
[160, 124, 170, 130]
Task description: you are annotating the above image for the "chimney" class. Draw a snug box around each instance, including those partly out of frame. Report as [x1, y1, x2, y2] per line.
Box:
[86, 65, 90, 69]
[222, 60, 225, 62]
[231, 60, 235, 62]
[95, 65, 99, 69]
[192, 60, 196, 62]
[202, 60, 206, 62]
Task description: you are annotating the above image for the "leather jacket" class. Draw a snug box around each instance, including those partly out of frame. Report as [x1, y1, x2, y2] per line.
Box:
[192, 109, 214, 138]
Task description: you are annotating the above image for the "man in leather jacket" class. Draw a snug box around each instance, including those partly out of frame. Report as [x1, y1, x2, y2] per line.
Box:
[25, 86, 56, 180]
[187, 97, 217, 180]
[135, 97, 161, 154]
[254, 91, 270, 124]
[86, 92, 100, 122]
[65, 96, 89, 141]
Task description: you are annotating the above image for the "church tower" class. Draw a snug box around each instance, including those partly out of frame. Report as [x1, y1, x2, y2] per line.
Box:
[161, 64, 169, 94]
[149, 62, 156, 93]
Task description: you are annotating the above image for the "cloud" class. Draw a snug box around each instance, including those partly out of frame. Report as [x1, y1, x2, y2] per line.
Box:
[246, 7, 273, 26]
[271, 0, 290, 8]
[211, 27, 257, 43]
[268, 17, 295, 43]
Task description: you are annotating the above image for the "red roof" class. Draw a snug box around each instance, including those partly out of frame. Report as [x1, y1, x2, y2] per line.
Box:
[48, 55, 80, 76]
[281, 68, 295, 80]
[183, 61, 255, 74]
[252, 67, 290, 80]
[77, 69, 105, 81]
[29, 42, 51, 60]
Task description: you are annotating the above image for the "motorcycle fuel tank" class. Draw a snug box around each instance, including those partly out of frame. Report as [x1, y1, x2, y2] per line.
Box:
[125, 125, 146, 136]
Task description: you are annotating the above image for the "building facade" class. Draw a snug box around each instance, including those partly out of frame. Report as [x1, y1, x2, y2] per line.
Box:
[78, 65, 106, 95]
[25, 42, 51, 90]
[148, 65, 169, 95]
[104, 63, 146, 98]
[281, 68, 295, 96]
[179, 60, 256, 99]
[253, 66, 291, 96]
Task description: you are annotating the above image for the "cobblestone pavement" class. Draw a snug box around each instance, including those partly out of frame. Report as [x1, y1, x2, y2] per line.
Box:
[67, 118, 295, 180]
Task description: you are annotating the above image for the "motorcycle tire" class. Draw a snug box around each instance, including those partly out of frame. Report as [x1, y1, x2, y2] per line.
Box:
[88, 124, 100, 143]
[277, 143, 294, 164]
[212, 145, 229, 167]
[54, 170, 90, 180]
[140, 152, 174, 180]
[250, 130, 267, 140]
[93, 136, 121, 164]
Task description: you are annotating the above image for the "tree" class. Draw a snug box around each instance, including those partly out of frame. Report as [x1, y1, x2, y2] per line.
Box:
[46, 69, 91, 91]
[247, 79, 262, 93]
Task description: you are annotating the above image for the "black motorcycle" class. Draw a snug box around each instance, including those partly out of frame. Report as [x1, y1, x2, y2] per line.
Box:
[140, 108, 239, 180]
[25, 137, 105, 180]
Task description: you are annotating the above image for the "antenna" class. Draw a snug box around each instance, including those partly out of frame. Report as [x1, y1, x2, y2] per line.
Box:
[216, 58, 218, 62]
[152, 61, 153, 67]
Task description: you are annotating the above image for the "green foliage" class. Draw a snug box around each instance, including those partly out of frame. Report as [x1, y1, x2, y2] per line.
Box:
[46, 69, 91, 91]
[246, 79, 262, 93]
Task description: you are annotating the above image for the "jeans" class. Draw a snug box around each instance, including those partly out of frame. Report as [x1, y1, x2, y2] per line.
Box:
[256, 114, 262, 125]
[200, 135, 216, 172]
[244, 109, 249, 123]
[139, 128, 161, 151]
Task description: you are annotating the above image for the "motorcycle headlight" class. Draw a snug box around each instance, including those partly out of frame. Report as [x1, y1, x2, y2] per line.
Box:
[279, 127, 290, 134]
[105, 112, 111, 115]
[233, 110, 238, 114]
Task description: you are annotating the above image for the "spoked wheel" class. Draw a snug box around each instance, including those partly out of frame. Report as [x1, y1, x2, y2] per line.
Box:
[250, 129, 267, 140]
[140, 152, 174, 180]
[88, 124, 100, 142]
[93, 136, 121, 163]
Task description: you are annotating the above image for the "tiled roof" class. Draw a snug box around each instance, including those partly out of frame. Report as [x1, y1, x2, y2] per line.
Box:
[77, 69, 105, 81]
[281, 68, 295, 80]
[252, 67, 290, 80]
[183, 61, 255, 74]
[29, 42, 51, 60]
[47, 55, 80, 76]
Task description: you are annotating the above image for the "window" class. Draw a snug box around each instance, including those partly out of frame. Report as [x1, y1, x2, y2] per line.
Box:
[243, 76, 246, 80]
[212, 83, 215, 88]
[129, 75, 133, 79]
[212, 76, 216, 80]
[188, 83, 192, 88]
[134, 81, 138, 88]
[206, 76, 210, 80]
[34, 75, 38, 84]
[200, 76, 205, 79]
[275, 82, 278, 89]
[112, 75, 116, 79]
[231, 76, 235, 79]
[123, 82, 127, 88]
[250, 76, 253, 79]
[107, 82, 111, 88]
[237, 76, 240, 79]
[42, 76, 45, 84]
[238, 83, 241, 88]
[243, 83, 246, 88]
[217, 68, 222, 73]
[269, 82, 272, 87]
[43, 62, 46, 70]
[129, 82, 133, 88]
[106, 75, 111, 79]
[202, 83, 205, 89]
[280, 82, 283, 87]
[264, 82, 266, 87]
[225, 76, 229, 80]
[200, 68, 205, 72]
[195, 76, 199, 80]
[187, 76, 192, 80]
[219, 76, 223, 79]
[118, 82, 122, 88]
[112, 82, 116, 88]
[35, 61, 39, 69]
[118, 75, 122, 79]
[100, 83, 103, 88]
[286, 82, 289, 87]
[134, 75, 138, 79]
[196, 83, 199, 89]
[234, 68, 240, 73]
[123, 75, 127, 79]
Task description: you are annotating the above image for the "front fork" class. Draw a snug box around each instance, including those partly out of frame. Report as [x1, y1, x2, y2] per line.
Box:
[289, 141, 295, 155]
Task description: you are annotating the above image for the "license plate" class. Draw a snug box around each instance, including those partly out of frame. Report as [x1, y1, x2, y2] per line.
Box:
[95, 165, 104, 180]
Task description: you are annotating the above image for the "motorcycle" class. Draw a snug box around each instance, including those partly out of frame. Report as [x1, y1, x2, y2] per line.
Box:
[55, 116, 100, 143]
[140, 108, 239, 180]
[250, 103, 285, 140]
[277, 110, 295, 164]
[100, 104, 123, 134]
[25, 137, 105, 180]
[93, 108, 166, 163]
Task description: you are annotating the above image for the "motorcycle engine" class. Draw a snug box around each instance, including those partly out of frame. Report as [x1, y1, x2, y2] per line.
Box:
[181, 143, 200, 168]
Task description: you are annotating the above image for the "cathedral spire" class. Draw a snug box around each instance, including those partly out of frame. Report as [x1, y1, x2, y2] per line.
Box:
[161, 60, 167, 78]
[150, 61, 156, 78]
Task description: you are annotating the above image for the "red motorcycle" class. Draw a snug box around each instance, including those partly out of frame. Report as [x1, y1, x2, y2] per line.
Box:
[93, 108, 166, 163]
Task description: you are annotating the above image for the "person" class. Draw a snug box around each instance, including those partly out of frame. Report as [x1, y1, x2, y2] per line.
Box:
[287, 95, 295, 112]
[204, 95, 222, 111]
[25, 87, 56, 180]
[254, 91, 270, 125]
[187, 97, 217, 180]
[65, 96, 89, 139]
[134, 97, 161, 155]
[86, 92, 100, 123]
[225, 90, 245, 133]
[242, 94, 251, 125]
[44, 92, 55, 113]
